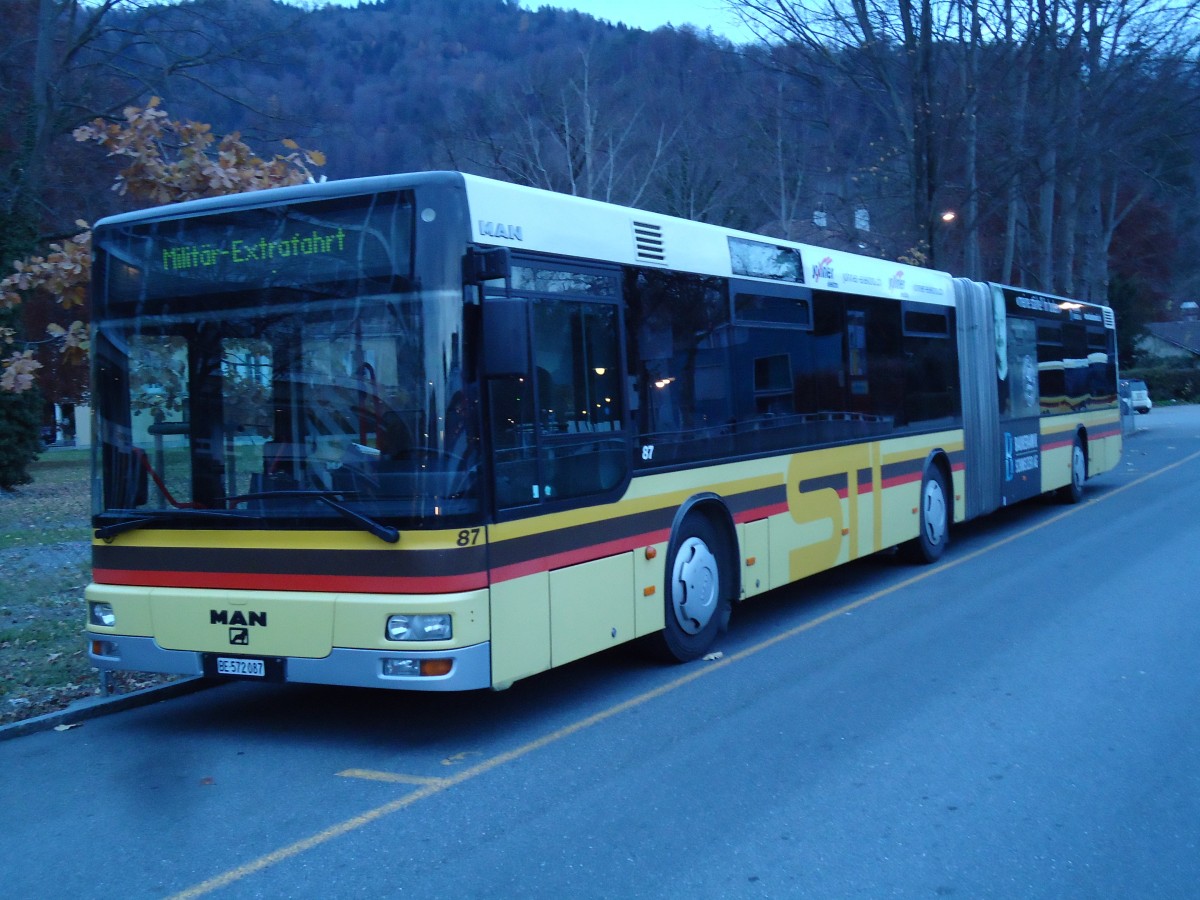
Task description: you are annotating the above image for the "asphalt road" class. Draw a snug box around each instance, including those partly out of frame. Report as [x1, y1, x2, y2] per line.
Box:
[3, 406, 1198, 899]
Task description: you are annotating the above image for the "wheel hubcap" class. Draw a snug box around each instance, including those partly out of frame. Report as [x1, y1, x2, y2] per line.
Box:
[923, 478, 947, 546]
[1072, 444, 1085, 490]
[671, 537, 719, 635]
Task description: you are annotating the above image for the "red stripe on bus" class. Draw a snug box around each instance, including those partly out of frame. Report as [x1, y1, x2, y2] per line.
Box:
[493, 475, 932, 583]
[91, 568, 487, 594]
[734, 502, 789, 522]
[489, 529, 671, 583]
[490, 490, 831, 581]
[880, 471, 923, 490]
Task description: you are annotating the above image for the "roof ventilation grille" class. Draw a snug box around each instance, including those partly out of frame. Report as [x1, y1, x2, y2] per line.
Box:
[633, 221, 666, 265]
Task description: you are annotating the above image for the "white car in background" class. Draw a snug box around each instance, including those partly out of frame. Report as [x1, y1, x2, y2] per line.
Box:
[1122, 379, 1152, 414]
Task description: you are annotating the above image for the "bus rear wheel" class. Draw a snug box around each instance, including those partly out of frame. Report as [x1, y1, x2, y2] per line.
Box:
[1059, 436, 1086, 504]
[903, 466, 949, 564]
[656, 515, 731, 662]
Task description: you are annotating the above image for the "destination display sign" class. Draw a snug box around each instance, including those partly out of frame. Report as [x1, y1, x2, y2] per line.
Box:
[157, 226, 351, 276]
[97, 191, 413, 311]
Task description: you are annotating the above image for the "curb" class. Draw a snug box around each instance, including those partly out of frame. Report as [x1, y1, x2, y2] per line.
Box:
[0, 677, 214, 742]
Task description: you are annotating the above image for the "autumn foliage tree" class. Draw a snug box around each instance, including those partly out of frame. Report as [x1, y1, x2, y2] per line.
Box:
[0, 98, 324, 488]
[1, 98, 326, 393]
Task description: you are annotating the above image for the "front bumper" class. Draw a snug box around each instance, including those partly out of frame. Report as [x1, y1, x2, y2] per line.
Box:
[87, 635, 493, 691]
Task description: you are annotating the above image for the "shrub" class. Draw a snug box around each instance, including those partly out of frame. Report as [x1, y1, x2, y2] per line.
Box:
[0, 382, 42, 490]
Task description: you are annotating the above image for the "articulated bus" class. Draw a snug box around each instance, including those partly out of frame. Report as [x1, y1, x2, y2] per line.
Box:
[86, 171, 1121, 691]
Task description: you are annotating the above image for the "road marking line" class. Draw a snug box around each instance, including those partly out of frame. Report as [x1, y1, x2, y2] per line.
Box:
[169, 446, 1200, 899]
[337, 769, 449, 786]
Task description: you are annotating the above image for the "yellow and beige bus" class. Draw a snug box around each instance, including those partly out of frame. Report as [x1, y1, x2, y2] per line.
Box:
[86, 171, 1121, 691]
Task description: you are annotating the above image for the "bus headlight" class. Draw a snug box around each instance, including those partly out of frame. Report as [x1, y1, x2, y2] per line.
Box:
[385, 614, 452, 642]
[89, 601, 116, 628]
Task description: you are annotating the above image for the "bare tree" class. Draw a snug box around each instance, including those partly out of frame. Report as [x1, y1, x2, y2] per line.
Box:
[731, 0, 1200, 301]
[3, 0, 308, 240]
[446, 46, 676, 206]
[733, 0, 958, 261]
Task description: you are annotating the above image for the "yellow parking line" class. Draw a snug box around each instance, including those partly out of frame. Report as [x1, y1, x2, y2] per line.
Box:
[169, 447, 1200, 899]
[337, 769, 449, 786]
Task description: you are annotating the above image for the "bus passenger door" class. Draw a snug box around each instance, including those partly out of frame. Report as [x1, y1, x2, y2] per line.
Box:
[481, 262, 634, 682]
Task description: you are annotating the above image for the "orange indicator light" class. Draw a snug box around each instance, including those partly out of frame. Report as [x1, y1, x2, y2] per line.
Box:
[420, 658, 453, 677]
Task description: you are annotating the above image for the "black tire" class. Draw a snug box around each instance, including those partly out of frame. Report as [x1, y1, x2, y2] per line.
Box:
[1059, 435, 1086, 504]
[655, 515, 732, 662]
[903, 465, 950, 564]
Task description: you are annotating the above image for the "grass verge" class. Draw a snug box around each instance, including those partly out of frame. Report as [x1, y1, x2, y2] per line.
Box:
[1, 449, 168, 725]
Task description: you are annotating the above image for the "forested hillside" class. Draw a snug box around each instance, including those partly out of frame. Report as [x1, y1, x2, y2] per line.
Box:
[4, 0, 1200, 337]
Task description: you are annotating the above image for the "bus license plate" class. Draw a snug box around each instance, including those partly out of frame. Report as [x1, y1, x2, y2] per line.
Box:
[216, 657, 265, 678]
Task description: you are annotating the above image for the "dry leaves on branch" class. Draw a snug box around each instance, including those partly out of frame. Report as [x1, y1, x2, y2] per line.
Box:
[2, 97, 325, 393]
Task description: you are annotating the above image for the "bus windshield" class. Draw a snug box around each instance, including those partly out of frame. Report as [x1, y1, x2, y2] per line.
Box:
[92, 191, 479, 528]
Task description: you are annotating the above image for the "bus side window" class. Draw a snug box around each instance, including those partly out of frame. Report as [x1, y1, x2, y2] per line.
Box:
[489, 374, 540, 508]
[530, 298, 626, 500]
[626, 269, 730, 466]
[530, 299, 622, 435]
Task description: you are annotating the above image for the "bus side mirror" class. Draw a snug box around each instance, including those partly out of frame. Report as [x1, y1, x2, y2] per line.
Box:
[482, 299, 529, 378]
[463, 246, 510, 285]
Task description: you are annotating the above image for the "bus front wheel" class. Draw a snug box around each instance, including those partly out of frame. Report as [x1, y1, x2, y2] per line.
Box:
[903, 466, 949, 564]
[656, 515, 731, 662]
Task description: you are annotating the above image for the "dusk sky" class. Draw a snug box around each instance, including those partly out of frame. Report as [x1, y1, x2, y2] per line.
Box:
[543, 0, 759, 42]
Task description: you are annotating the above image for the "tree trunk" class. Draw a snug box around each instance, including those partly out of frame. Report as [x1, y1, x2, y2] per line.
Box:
[1036, 147, 1057, 291]
[961, 0, 982, 279]
[1002, 45, 1031, 285]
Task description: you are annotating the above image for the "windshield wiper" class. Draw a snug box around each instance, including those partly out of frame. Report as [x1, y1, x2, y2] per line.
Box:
[226, 489, 400, 544]
[98, 490, 400, 545]
[95, 509, 246, 541]
[316, 494, 400, 544]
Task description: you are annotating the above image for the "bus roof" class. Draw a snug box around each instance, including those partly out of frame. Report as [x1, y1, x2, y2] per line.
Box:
[94, 169, 956, 306]
[459, 173, 955, 306]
